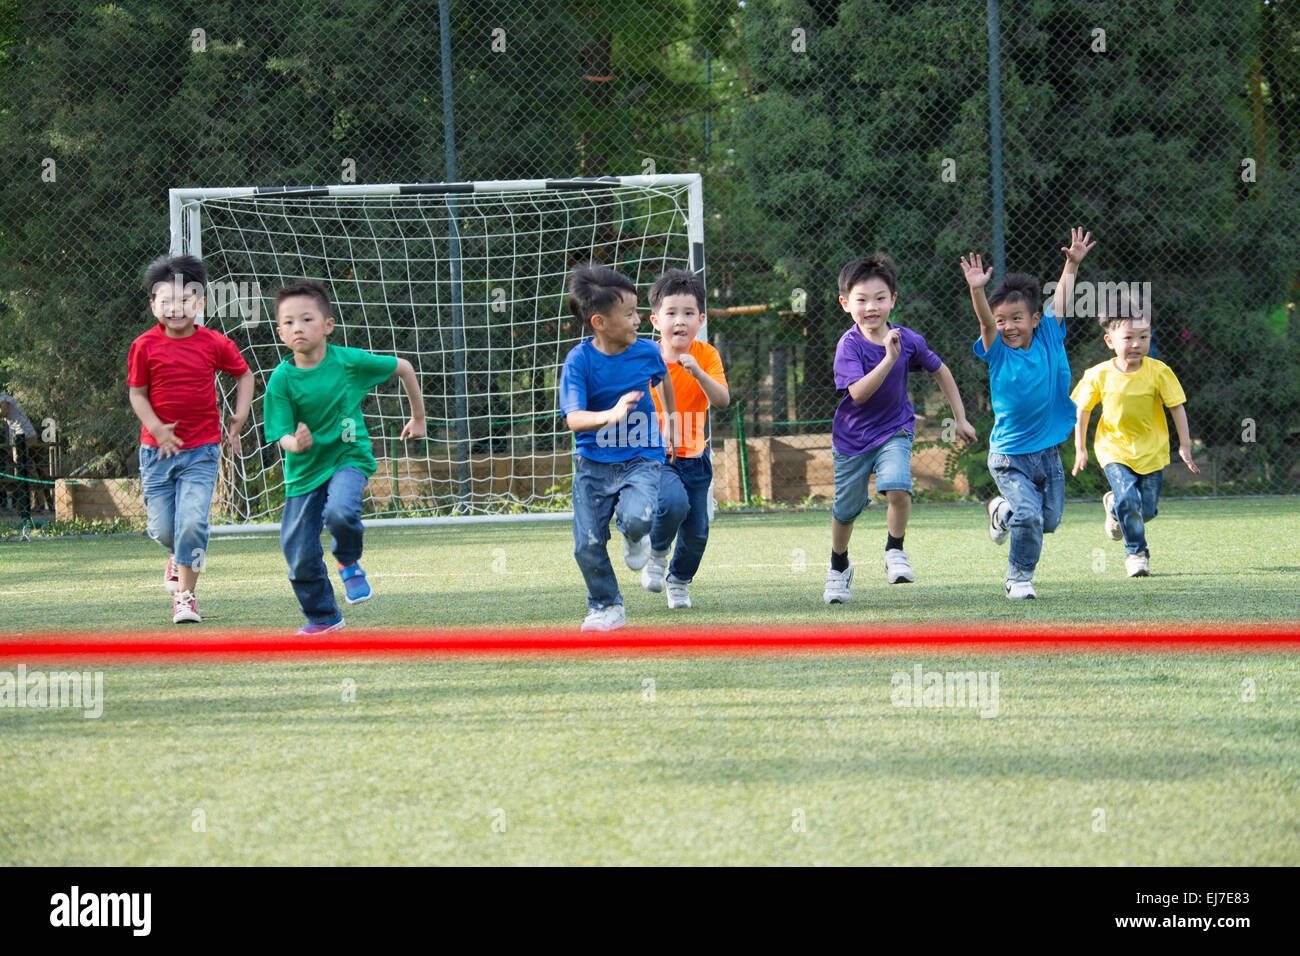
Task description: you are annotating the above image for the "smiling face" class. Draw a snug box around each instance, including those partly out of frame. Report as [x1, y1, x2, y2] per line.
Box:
[839, 278, 896, 339]
[1104, 319, 1151, 370]
[276, 294, 335, 365]
[590, 290, 641, 352]
[149, 278, 205, 338]
[650, 292, 704, 352]
[992, 298, 1041, 350]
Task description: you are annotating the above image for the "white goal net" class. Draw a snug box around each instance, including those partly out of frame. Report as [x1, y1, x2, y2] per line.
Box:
[168, 175, 704, 530]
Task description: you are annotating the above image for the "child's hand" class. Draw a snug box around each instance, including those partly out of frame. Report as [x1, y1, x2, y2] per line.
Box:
[1179, 444, 1200, 474]
[226, 416, 246, 458]
[677, 353, 700, 376]
[610, 390, 643, 423]
[954, 418, 977, 444]
[1060, 227, 1096, 264]
[399, 417, 426, 440]
[883, 328, 902, 361]
[960, 254, 992, 289]
[1072, 444, 1088, 475]
[150, 421, 183, 458]
[664, 416, 678, 463]
[292, 422, 312, 453]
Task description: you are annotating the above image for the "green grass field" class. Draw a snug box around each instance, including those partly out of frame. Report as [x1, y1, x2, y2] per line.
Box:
[2, 498, 1298, 864]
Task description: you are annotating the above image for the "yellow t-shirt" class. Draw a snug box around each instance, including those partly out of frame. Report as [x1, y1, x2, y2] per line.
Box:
[1071, 357, 1187, 474]
[652, 339, 727, 459]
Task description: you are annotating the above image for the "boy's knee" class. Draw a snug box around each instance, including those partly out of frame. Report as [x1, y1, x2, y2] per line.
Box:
[1010, 510, 1043, 533]
[322, 504, 359, 533]
[1042, 513, 1062, 534]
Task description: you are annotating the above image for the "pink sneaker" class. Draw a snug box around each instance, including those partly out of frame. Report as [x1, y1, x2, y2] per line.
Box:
[172, 589, 200, 624]
[164, 554, 180, 592]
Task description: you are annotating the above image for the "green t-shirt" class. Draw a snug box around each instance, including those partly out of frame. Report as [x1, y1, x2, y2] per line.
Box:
[264, 344, 399, 496]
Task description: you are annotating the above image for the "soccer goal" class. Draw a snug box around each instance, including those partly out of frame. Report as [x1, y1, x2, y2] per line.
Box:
[168, 174, 705, 531]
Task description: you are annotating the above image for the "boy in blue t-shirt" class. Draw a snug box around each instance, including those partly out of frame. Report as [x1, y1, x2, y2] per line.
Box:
[960, 227, 1095, 599]
[558, 264, 677, 631]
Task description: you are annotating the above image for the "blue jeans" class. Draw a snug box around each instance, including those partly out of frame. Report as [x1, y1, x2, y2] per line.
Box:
[572, 455, 662, 609]
[139, 443, 220, 568]
[650, 448, 713, 584]
[280, 466, 368, 625]
[989, 448, 1065, 582]
[831, 430, 915, 524]
[1103, 462, 1163, 555]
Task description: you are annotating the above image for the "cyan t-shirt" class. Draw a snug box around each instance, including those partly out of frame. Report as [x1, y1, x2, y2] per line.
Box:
[264, 344, 399, 496]
[973, 303, 1076, 455]
[558, 338, 668, 462]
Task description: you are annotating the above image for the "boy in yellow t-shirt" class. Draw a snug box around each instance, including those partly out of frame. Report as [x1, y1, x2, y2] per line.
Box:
[644, 269, 729, 609]
[1071, 303, 1199, 577]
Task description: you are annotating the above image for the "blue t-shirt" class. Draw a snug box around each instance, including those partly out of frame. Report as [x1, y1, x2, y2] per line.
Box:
[558, 338, 668, 462]
[832, 323, 942, 456]
[973, 303, 1076, 454]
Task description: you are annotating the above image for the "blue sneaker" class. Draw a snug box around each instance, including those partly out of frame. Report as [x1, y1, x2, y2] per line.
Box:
[297, 617, 345, 635]
[338, 562, 372, 604]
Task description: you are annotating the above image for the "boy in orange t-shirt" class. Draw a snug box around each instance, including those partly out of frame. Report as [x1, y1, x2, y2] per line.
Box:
[644, 269, 729, 609]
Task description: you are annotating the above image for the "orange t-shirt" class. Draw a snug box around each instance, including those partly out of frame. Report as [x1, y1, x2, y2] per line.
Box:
[652, 339, 727, 459]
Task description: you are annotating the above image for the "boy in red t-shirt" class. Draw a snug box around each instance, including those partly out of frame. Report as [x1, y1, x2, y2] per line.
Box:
[127, 255, 253, 623]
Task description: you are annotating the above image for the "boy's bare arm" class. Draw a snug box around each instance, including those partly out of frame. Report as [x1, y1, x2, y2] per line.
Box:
[1052, 227, 1096, 322]
[1168, 404, 1200, 473]
[393, 358, 427, 440]
[676, 353, 730, 409]
[1072, 403, 1092, 475]
[846, 329, 901, 404]
[226, 370, 254, 456]
[960, 254, 997, 351]
[566, 392, 644, 433]
[929, 363, 977, 443]
[129, 384, 183, 458]
[655, 374, 677, 462]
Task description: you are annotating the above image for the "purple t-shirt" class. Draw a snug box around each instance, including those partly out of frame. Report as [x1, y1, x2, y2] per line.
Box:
[832, 323, 942, 455]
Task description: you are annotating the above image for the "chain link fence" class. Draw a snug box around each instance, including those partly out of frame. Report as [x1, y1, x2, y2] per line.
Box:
[2, 0, 1296, 533]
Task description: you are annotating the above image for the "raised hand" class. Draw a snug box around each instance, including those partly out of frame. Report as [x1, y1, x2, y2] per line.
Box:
[610, 390, 644, 422]
[677, 353, 700, 375]
[960, 253, 993, 289]
[1060, 227, 1096, 264]
[292, 421, 312, 453]
[883, 328, 902, 361]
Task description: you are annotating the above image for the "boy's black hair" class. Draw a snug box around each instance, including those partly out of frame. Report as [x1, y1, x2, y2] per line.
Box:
[648, 268, 706, 312]
[986, 272, 1040, 313]
[144, 255, 206, 296]
[838, 252, 898, 297]
[274, 279, 333, 319]
[1097, 285, 1152, 331]
[568, 263, 636, 335]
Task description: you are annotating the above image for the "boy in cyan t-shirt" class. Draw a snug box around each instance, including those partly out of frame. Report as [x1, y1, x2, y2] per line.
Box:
[961, 228, 1095, 599]
[559, 264, 677, 632]
[263, 280, 426, 634]
[1071, 297, 1199, 577]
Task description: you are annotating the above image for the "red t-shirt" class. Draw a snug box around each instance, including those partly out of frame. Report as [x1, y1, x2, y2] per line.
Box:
[127, 324, 249, 448]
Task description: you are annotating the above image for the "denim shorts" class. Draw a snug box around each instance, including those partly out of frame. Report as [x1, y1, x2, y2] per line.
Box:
[832, 430, 913, 524]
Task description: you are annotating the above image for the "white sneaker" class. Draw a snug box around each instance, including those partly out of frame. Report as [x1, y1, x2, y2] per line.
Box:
[987, 497, 1009, 544]
[1125, 552, 1150, 577]
[1102, 492, 1122, 540]
[1005, 580, 1037, 600]
[581, 604, 626, 631]
[642, 553, 668, 592]
[666, 580, 691, 609]
[884, 548, 914, 584]
[623, 534, 651, 571]
[172, 589, 201, 623]
[823, 563, 853, 604]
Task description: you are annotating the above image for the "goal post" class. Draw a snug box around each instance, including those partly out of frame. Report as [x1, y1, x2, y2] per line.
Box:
[167, 175, 705, 532]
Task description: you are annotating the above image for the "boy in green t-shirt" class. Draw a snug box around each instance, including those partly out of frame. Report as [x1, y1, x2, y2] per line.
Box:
[264, 280, 426, 633]
[1070, 300, 1199, 578]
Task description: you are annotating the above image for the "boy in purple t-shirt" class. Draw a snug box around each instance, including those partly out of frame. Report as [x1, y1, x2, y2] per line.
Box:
[824, 253, 977, 604]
